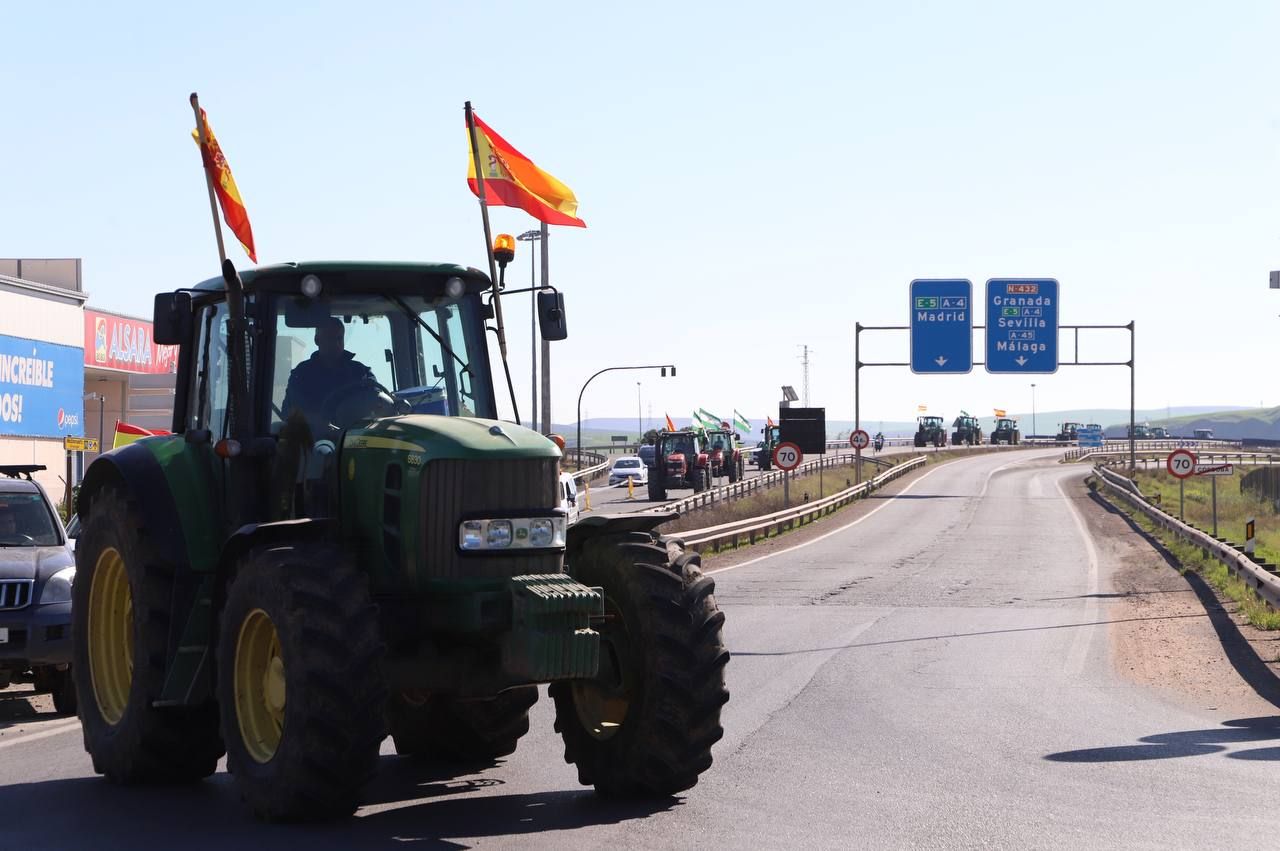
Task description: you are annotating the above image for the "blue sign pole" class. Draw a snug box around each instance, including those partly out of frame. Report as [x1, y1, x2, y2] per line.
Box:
[909, 279, 973, 374]
[985, 278, 1059, 374]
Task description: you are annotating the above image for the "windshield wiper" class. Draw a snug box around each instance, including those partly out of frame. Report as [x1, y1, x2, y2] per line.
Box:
[384, 295, 469, 374]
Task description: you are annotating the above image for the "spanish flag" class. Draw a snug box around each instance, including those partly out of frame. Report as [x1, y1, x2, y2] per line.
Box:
[665, 413, 676, 431]
[467, 113, 585, 228]
[114, 421, 172, 449]
[192, 107, 258, 262]
[994, 408, 1007, 418]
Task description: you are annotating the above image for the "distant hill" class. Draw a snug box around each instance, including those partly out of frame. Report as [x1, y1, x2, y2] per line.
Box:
[1113, 406, 1280, 441]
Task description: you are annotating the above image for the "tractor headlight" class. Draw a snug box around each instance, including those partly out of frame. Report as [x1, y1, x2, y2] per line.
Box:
[40, 567, 75, 605]
[486, 520, 513, 549]
[458, 517, 566, 551]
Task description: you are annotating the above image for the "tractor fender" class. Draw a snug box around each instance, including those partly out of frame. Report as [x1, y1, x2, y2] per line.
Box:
[77, 444, 190, 572]
[566, 512, 677, 564]
[218, 518, 337, 579]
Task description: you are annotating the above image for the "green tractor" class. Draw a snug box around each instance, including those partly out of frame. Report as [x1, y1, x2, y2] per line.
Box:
[72, 259, 729, 821]
[913, 415, 947, 448]
[756, 423, 781, 470]
[950, 413, 982, 446]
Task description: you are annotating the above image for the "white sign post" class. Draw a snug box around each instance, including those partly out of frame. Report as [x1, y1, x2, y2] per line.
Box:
[1194, 462, 1235, 538]
[850, 429, 870, 486]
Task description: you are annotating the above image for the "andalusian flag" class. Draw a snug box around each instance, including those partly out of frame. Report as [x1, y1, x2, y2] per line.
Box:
[691, 411, 704, 429]
[192, 107, 257, 262]
[733, 410, 750, 433]
[698, 408, 721, 429]
[665, 413, 676, 431]
[467, 112, 586, 227]
[114, 421, 171, 449]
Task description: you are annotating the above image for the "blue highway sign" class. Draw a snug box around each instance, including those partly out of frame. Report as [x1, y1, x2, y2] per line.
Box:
[1077, 425, 1104, 449]
[985, 278, 1059, 374]
[909, 279, 973, 374]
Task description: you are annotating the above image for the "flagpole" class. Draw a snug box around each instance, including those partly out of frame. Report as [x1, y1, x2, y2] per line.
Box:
[465, 101, 521, 425]
[190, 93, 228, 265]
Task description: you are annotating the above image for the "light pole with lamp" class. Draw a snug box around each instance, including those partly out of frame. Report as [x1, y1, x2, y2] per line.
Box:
[577, 364, 675, 469]
[516, 229, 542, 428]
[1031, 383, 1037, 438]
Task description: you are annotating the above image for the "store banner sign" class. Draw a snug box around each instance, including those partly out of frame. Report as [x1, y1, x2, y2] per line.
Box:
[0, 335, 85, 438]
[84, 309, 179, 374]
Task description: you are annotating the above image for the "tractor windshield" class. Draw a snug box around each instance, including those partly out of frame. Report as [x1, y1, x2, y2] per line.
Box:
[271, 291, 495, 433]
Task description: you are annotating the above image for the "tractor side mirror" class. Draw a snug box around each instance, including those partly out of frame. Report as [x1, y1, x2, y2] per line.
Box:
[537, 291, 568, 341]
[153, 292, 193, 345]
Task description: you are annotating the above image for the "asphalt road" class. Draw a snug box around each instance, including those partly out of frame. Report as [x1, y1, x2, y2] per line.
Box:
[2, 449, 1274, 848]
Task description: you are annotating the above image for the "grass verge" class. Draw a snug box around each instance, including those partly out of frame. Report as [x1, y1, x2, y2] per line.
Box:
[1091, 476, 1280, 631]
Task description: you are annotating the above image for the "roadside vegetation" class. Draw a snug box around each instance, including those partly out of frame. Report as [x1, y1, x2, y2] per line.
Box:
[1131, 469, 1280, 564]
[1093, 474, 1280, 632]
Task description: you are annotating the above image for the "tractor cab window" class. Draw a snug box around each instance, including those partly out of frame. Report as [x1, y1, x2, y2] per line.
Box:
[271, 292, 494, 435]
[188, 301, 232, 436]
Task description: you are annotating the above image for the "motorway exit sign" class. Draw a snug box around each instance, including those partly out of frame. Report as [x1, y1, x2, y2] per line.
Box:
[985, 278, 1059, 373]
[910, 279, 973, 374]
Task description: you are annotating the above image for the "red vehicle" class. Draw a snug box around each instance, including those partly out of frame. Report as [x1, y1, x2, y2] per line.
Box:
[647, 430, 711, 500]
[703, 428, 744, 483]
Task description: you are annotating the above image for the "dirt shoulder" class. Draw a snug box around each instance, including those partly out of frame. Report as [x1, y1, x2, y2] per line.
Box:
[1076, 477, 1280, 715]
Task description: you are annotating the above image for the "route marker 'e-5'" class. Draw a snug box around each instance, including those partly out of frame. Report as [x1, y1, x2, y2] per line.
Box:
[772, 441, 803, 472]
[910, 279, 973, 374]
[985, 278, 1059, 374]
[1166, 448, 1197, 479]
[850, 429, 870, 451]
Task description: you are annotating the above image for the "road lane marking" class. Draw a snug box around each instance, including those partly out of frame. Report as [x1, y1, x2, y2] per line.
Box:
[0, 717, 81, 750]
[1057, 471, 1101, 676]
[707, 452, 1050, 576]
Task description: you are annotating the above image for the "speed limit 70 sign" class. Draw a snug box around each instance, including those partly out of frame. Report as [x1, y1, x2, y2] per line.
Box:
[773, 441, 803, 472]
[1167, 448, 1197, 479]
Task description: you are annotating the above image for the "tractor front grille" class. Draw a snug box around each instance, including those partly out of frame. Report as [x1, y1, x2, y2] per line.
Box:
[0, 580, 32, 610]
[421, 457, 562, 580]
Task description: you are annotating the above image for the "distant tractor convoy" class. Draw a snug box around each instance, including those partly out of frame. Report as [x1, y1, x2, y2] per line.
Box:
[914, 416, 947, 448]
[73, 258, 728, 822]
[950, 414, 983, 446]
[990, 417, 1021, 445]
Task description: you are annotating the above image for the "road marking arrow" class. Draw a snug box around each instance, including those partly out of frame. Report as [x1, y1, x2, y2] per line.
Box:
[1015, 356, 1027, 366]
[935, 356, 947, 366]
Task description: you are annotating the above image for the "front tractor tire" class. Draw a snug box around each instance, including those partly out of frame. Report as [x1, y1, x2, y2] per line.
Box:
[648, 475, 668, 502]
[72, 486, 224, 784]
[388, 687, 538, 761]
[551, 535, 730, 797]
[217, 544, 387, 821]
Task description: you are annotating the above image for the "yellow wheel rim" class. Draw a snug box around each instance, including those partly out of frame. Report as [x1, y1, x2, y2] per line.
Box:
[234, 609, 286, 763]
[88, 547, 133, 726]
[572, 598, 631, 742]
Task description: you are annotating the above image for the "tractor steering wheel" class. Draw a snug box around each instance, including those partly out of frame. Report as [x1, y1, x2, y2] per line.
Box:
[319, 376, 407, 428]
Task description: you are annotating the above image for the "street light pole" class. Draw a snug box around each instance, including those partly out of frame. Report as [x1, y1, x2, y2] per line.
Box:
[576, 364, 675, 468]
[636, 382, 642, 445]
[1031, 383, 1037, 437]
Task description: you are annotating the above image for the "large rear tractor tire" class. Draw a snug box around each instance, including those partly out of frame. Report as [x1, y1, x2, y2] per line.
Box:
[647, 476, 667, 502]
[388, 686, 538, 761]
[551, 535, 729, 797]
[217, 544, 387, 821]
[72, 486, 224, 783]
[692, 469, 706, 494]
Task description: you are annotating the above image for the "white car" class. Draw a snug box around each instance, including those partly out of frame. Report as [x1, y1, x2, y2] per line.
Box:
[608, 456, 648, 486]
[559, 473, 581, 526]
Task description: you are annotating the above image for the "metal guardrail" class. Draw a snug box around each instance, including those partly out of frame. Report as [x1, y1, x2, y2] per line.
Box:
[570, 451, 609, 483]
[1064, 439, 1244, 462]
[1093, 464, 1280, 610]
[672, 456, 928, 552]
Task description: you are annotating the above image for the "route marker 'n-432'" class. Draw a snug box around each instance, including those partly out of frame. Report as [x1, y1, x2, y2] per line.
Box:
[910, 279, 972, 374]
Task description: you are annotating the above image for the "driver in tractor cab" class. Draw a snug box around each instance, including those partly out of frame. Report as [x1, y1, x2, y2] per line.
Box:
[281, 317, 376, 433]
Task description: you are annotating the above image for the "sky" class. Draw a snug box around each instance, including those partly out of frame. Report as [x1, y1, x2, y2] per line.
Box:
[3, 1, 1279, 432]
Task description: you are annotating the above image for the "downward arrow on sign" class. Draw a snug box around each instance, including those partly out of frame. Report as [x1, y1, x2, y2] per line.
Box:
[935, 356, 947, 366]
[1015, 356, 1027, 366]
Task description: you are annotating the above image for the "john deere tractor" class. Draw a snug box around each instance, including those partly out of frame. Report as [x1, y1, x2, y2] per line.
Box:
[72, 259, 729, 821]
[990, 417, 1021, 445]
[950, 413, 982, 446]
[914, 415, 947, 448]
[756, 423, 781, 470]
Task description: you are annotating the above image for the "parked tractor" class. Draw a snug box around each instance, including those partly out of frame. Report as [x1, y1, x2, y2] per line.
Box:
[647, 429, 712, 500]
[72, 259, 729, 822]
[950, 413, 983, 446]
[756, 424, 781, 470]
[990, 417, 1021, 445]
[1056, 422, 1084, 442]
[914, 415, 947, 448]
[703, 428, 744, 483]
